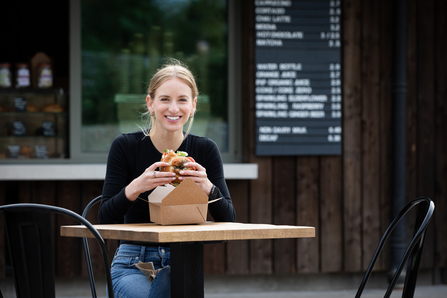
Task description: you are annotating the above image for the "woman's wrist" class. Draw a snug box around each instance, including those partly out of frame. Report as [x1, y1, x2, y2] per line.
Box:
[125, 180, 140, 202]
[208, 184, 219, 201]
[204, 180, 214, 196]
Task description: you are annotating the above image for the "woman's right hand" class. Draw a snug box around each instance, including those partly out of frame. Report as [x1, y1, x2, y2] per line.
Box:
[125, 161, 176, 201]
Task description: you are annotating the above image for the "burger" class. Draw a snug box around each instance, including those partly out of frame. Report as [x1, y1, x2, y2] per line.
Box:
[159, 149, 196, 186]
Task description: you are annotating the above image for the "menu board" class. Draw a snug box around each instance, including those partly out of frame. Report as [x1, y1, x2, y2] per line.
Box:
[255, 0, 342, 155]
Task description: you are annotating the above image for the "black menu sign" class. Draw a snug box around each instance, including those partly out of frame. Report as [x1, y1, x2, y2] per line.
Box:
[255, 0, 342, 155]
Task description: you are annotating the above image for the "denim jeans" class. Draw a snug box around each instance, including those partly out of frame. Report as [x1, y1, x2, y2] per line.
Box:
[109, 244, 171, 298]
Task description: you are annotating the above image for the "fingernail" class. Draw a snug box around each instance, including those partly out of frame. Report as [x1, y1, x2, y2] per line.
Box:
[179, 171, 184, 174]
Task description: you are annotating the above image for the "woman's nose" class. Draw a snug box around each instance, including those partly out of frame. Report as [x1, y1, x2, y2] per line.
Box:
[168, 102, 179, 113]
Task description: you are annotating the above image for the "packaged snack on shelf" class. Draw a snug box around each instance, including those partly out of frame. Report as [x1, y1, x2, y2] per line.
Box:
[14, 97, 27, 112]
[42, 121, 55, 136]
[8, 145, 21, 158]
[19, 145, 33, 158]
[42, 103, 64, 112]
[13, 121, 26, 136]
[35, 145, 48, 159]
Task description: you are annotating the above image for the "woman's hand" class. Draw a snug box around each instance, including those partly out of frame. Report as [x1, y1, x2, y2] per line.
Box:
[179, 162, 214, 195]
[125, 161, 176, 201]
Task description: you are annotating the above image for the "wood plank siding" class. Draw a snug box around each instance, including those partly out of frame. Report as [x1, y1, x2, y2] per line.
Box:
[1, 0, 446, 278]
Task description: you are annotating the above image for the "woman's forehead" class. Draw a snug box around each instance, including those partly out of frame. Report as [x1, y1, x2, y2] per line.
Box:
[155, 77, 192, 96]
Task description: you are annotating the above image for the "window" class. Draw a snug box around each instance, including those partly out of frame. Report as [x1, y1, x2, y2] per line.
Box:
[70, 0, 241, 162]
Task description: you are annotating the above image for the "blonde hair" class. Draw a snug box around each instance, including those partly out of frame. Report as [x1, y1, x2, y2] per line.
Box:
[142, 59, 198, 138]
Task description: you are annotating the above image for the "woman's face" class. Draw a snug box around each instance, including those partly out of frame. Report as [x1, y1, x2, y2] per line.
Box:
[147, 77, 196, 134]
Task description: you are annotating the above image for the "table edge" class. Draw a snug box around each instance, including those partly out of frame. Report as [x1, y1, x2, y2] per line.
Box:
[61, 223, 315, 243]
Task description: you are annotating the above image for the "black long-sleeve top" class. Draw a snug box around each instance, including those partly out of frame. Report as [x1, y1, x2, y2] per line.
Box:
[99, 131, 236, 244]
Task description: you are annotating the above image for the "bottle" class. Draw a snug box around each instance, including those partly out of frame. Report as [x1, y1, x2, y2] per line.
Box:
[0, 63, 12, 88]
[15, 63, 31, 88]
[37, 63, 53, 88]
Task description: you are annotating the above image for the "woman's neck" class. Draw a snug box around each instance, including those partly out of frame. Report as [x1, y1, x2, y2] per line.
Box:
[149, 127, 184, 153]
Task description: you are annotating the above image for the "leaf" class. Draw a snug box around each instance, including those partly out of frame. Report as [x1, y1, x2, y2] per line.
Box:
[176, 150, 188, 157]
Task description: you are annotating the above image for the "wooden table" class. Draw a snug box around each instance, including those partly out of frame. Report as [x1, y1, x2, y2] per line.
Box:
[61, 222, 315, 298]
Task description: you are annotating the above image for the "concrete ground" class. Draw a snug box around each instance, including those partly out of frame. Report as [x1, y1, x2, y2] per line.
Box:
[203, 273, 447, 298]
[207, 285, 447, 298]
[1, 274, 446, 298]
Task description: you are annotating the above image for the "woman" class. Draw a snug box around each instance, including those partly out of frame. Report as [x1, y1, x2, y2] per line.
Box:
[99, 60, 236, 298]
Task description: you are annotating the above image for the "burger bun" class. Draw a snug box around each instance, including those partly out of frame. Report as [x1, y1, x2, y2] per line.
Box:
[160, 150, 195, 185]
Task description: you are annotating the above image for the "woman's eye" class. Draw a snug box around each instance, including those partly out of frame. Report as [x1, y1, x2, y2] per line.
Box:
[160, 98, 169, 101]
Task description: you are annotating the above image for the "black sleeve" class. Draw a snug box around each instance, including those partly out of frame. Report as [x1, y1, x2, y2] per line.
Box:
[98, 135, 134, 224]
[203, 139, 236, 222]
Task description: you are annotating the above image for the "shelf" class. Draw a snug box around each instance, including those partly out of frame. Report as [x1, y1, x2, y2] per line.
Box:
[0, 88, 65, 95]
[0, 112, 66, 116]
[0, 135, 66, 139]
[0, 88, 68, 162]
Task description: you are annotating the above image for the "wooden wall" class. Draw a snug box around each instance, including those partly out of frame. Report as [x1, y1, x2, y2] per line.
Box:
[1, 0, 446, 279]
[229, 0, 447, 276]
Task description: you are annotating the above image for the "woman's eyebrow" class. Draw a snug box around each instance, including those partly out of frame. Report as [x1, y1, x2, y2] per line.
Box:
[157, 94, 189, 98]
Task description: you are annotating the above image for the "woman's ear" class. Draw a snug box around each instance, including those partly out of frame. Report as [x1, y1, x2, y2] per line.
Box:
[146, 95, 153, 113]
[192, 97, 197, 113]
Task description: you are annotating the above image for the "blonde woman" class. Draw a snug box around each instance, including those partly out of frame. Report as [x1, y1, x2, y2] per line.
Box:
[99, 60, 235, 298]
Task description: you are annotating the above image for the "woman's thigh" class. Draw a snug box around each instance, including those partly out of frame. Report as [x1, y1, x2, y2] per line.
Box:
[110, 246, 158, 298]
[109, 245, 170, 298]
[148, 266, 171, 298]
[112, 267, 151, 298]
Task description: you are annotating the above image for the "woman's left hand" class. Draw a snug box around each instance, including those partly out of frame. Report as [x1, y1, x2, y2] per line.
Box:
[179, 162, 213, 196]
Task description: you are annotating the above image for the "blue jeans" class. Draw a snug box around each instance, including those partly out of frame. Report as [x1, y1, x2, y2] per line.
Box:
[109, 244, 171, 298]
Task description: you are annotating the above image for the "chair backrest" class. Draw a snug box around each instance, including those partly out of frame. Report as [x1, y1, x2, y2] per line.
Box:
[82, 195, 103, 298]
[355, 196, 435, 298]
[0, 203, 114, 298]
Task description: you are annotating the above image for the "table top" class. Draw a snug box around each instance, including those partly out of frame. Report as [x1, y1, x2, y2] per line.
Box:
[61, 222, 315, 243]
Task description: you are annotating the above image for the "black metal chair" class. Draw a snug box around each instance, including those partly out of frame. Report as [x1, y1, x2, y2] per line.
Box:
[355, 196, 435, 298]
[82, 195, 103, 298]
[0, 203, 114, 298]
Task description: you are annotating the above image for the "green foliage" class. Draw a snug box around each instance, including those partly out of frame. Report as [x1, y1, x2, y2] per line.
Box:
[81, 0, 228, 125]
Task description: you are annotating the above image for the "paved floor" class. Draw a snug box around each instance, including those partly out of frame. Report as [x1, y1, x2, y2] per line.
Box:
[205, 285, 447, 298]
[1, 278, 446, 298]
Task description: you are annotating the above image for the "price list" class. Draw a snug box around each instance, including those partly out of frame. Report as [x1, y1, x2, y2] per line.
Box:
[254, 0, 342, 155]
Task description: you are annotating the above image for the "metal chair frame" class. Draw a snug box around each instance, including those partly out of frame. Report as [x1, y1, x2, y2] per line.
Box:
[0, 203, 114, 298]
[82, 195, 103, 298]
[355, 196, 435, 298]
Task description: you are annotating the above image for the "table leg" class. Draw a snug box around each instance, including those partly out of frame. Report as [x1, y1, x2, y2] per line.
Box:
[170, 242, 204, 298]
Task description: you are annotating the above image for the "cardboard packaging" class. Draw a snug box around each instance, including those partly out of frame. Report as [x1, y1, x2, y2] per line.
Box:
[148, 178, 209, 225]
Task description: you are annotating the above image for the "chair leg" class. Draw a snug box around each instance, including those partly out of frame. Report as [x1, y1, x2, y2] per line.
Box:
[83, 237, 98, 298]
[401, 234, 425, 298]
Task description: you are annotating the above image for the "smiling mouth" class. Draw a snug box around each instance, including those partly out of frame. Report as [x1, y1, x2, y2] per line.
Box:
[166, 116, 181, 120]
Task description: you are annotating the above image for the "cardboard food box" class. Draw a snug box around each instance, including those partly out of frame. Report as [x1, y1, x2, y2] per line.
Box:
[148, 178, 209, 225]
